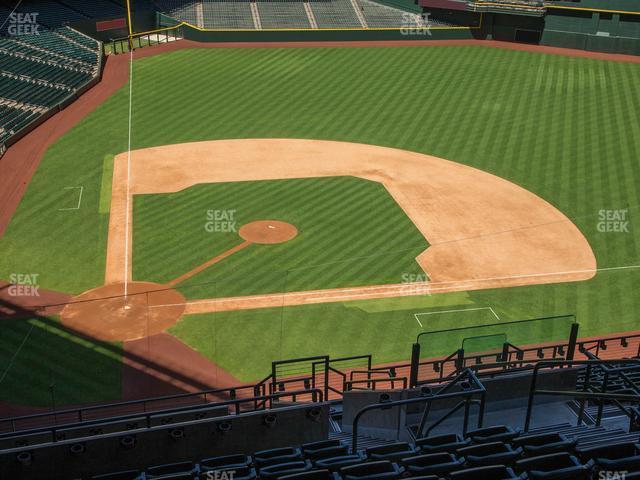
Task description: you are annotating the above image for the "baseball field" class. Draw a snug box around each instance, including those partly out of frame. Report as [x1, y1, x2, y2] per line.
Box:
[0, 43, 639, 408]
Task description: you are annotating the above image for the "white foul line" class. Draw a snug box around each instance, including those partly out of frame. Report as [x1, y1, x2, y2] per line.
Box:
[146, 263, 640, 310]
[58, 186, 84, 211]
[0, 323, 34, 385]
[124, 48, 134, 300]
[414, 306, 500, 328]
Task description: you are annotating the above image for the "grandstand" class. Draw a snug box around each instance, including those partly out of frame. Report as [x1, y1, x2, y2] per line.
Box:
[0, 327, 638, 479]
[0, 26, 101, 148]
[156, 0, 437, 29]
[256, 1, 312, 29]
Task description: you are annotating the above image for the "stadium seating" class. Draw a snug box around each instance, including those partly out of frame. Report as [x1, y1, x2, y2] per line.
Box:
[13, 0, 90, 29]
[157, 0, 437, 30]
[201, 0, 255, 29]
[356, 0, 425, 28]
[256, 1, 312, 29]
[58, 0, 126, 19]
[0, 26, 101, 147]
[3, 420, 635, 479]
[309, 0, 363, 28]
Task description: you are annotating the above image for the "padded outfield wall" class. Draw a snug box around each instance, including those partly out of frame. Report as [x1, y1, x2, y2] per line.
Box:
[485, 3, 640, 56]
[542, 4, 640, 56]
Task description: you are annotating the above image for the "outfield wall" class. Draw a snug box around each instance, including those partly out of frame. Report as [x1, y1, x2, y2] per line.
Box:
[181, 26, 482, 42]
[146, 6, 640, 55]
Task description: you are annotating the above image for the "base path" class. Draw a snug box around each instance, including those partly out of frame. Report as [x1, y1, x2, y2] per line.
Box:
[107, 138, 596, 311]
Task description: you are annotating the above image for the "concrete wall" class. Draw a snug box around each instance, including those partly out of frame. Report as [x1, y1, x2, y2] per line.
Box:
[0, 403, 329, 480]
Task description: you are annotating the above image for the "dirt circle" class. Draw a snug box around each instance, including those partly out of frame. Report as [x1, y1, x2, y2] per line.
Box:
[60, 282, 186, 342]
[239, 220, 298, 244]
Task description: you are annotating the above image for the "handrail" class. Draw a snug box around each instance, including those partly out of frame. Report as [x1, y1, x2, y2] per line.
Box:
[0, 381, 267, 432]
[345, 377, 408, 391]
[417, 368, 485, 438]
[349, 369, 394, 382]
[424, 399, 482, 437]
[2, 388, 323, 442]
[524, 359, 640, 432]
[351, 369, 485, 452]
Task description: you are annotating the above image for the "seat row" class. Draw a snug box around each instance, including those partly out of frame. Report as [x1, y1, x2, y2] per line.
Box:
[90, 425, 640, 480]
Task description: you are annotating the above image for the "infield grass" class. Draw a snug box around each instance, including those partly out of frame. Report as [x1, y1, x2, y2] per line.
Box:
[133, 176, 428, 298]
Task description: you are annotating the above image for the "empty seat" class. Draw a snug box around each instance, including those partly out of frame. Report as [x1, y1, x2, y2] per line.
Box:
[576, 442, 640, 472]
[315, 455, 366, 471]
[200, 465, 256, 480]
[254, 447, 303, 467]
[302, 439, 349, 460]
[415, 433, 471, 454]
[339, 460, 404, 480]
[449, 465, 522, 480]
[400, 452, 465, 476]
[277, 469, 339, 480]
[200, 454, 252, 470]
[465, 425, 520, 444]
[151, 474, 193, 480]
[516, 452, 593, 480]
[91, 471, 141, 480]
[365, 442, 418, 461]
[147, 461, 195, 478]
[512, 433, 576, 456]
[457, 441, 522, 466]
[259, 460, 312, 479]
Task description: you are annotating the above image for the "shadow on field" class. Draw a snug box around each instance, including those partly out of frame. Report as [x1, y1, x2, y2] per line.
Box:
[0, 289, 232, 420]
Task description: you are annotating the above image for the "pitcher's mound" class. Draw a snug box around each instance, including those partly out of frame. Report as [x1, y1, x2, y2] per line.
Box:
[239, 220, 298, 244]
[60, 282, 186, 341]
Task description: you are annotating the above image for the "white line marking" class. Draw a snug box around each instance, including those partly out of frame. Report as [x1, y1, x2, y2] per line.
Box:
[58, 186, 84, 211]
[414, 306, 500, 327]
[124, 48, 134, 300]
[0, 323, 34, 385]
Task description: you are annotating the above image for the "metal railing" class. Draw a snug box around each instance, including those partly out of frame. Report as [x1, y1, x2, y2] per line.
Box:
[351, 368, 486, 451]
[0, 388, 323, 445]
[524, 359, 640, 432]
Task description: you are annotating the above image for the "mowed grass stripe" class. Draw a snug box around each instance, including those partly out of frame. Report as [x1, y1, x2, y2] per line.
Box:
[135, 176, 426, 296]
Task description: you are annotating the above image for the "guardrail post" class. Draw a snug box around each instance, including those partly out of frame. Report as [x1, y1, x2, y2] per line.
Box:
[409, 343, 420, 388]
[455, 348, 465, 372]
[566, 322, 580, 361]
[524, 364, 540, 432]
[501, 342, 510, 363]
[324, 359, 329, 401]
[596, 371, 608, 427]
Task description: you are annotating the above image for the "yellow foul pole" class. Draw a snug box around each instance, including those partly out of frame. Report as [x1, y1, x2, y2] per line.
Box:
[124, 0, 134, 51]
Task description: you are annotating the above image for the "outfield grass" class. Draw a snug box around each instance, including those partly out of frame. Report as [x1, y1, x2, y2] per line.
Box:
[1, 46, 639, 389]
[133, 176, 428, 298]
